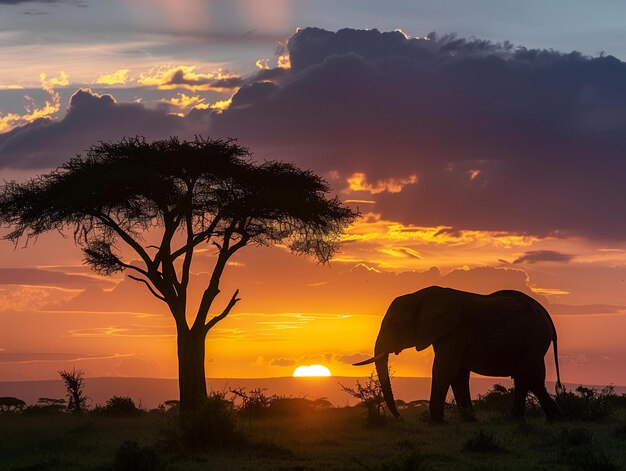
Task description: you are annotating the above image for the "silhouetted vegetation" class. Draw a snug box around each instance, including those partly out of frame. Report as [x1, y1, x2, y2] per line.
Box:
[59, 368, 88, 414]
[340, 371, 388, 426]
[2, 382, 626, 469]
[22, 398, 66, 416]
[230, 387, 277, 418]
[0, 396, 26, 412]
[473, 383, 541, 417]
[558, 385, 618, 421]
[0, 136, 357, 412]
[93, 396, 143, 417]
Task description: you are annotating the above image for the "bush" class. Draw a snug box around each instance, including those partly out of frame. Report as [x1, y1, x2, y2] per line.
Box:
[23, 398, 66, 416]
[230, 387, 277, 418]
[340, 372, 388, 427]
[558, 386, 616, 421]
[178, 391, 241, 452]
[93, 396, 142, 417]
[114, 441, 161, 471]
[474, 383, 540, 416]
[463, 431, 504, 453]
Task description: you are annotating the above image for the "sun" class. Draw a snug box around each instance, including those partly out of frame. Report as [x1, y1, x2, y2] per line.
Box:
[292, 364, 332, 377]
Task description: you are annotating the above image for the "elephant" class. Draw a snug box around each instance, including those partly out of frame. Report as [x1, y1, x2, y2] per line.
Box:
[354, 286, 563, 422]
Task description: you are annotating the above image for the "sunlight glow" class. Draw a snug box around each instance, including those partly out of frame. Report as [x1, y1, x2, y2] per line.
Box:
[293, 365, 331, 377]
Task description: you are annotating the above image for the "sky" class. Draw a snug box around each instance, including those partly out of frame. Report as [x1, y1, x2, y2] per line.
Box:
[2, 0, 626, 385]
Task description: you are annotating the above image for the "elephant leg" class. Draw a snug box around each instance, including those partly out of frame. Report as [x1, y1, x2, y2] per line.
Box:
[430, 345, 462, 423]
[529, 361, 560, 421]
[451, 368, 476, 421]
[512, 360, 535, 419]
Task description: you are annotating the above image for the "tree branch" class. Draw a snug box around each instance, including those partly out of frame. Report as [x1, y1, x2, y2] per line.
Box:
[205, 289, 240, 332]
[97, 214, 154, 270]
[170, 212, 223, 261]
[128, 275, 166, 302]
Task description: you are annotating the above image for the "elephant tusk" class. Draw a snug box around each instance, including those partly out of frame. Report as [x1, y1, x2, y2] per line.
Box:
[352, 352, 387, 366]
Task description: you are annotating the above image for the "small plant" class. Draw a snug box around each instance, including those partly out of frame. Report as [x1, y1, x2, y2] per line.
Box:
[463, 431, 504, 453]
[114, 441, 161, 471]
[58, 368, 88, 414]
[340, 371, 388, 426]
[474, 383, 540, 416]
[230, 387, 277, 418]
[93, 396, 142, 417]
[558, 385, 616, 420]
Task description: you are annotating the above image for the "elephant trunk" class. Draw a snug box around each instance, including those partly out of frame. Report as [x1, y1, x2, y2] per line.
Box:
[375, 353, 399, 417]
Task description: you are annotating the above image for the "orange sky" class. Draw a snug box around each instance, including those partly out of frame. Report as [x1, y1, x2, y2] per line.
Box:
[1, 209, 626, 385]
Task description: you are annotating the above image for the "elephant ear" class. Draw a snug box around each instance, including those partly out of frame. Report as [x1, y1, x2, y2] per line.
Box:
[414, 289, 462, 351]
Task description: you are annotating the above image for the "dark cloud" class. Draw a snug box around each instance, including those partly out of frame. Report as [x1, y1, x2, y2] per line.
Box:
[0, 89, 209, 168]
[210, 27, 626, 240]
[167, 69, 245, 90]
[512, 250, 574, 264]
[4, 28, 626, 239]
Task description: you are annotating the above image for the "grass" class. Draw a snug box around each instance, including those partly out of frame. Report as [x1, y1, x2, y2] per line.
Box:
[1, 406, 626, 470]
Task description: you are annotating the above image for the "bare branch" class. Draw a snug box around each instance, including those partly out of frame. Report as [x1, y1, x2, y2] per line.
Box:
[128, 275, 166, 302]
[98, 214, 154, 270]
[205, 289, 240, 332]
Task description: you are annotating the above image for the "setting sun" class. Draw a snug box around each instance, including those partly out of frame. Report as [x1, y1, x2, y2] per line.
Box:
[292, 365, 332, 377]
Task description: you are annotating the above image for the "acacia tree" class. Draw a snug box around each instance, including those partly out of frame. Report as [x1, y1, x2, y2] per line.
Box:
[0, 137, 357, 411]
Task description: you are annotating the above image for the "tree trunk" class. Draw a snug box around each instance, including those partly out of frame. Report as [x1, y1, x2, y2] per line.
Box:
[177, 327, 208, 412]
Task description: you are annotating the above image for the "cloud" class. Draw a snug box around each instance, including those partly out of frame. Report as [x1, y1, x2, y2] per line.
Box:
[138, 65, 243, 91]
[95, 69, 131, 86]
[511, 250, 575, 264]
[0, 88, 209, 168]
[209, 27, 626, 240]
[269, 357, 296, 367]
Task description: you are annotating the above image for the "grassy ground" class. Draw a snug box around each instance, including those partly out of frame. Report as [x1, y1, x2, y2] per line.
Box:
[1, 406, 625, 470]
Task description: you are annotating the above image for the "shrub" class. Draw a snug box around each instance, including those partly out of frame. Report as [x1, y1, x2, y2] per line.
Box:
[558, 385, 615, 421]
[93, 396, 142, 417]
[230, 387, 277, 418]
[340, 372, 388, 426]
[59, 368, 88, 414]
[179, 391, 241, 452]
[463, 431, 504, 453]
[23, 398, 66, 416]
[114, 441, 161, 471]
[474, 383, 540, 416]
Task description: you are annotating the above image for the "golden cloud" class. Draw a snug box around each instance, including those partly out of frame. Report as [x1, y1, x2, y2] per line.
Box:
[344, 172, 417, 194]
[95, 69, 131, 85]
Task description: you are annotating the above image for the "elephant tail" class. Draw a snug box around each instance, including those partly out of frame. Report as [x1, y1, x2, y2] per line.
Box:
[552, 330, 564, 396]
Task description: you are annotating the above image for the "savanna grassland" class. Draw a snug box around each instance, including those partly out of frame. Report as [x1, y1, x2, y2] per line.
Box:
[1, 387, 626, 471]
